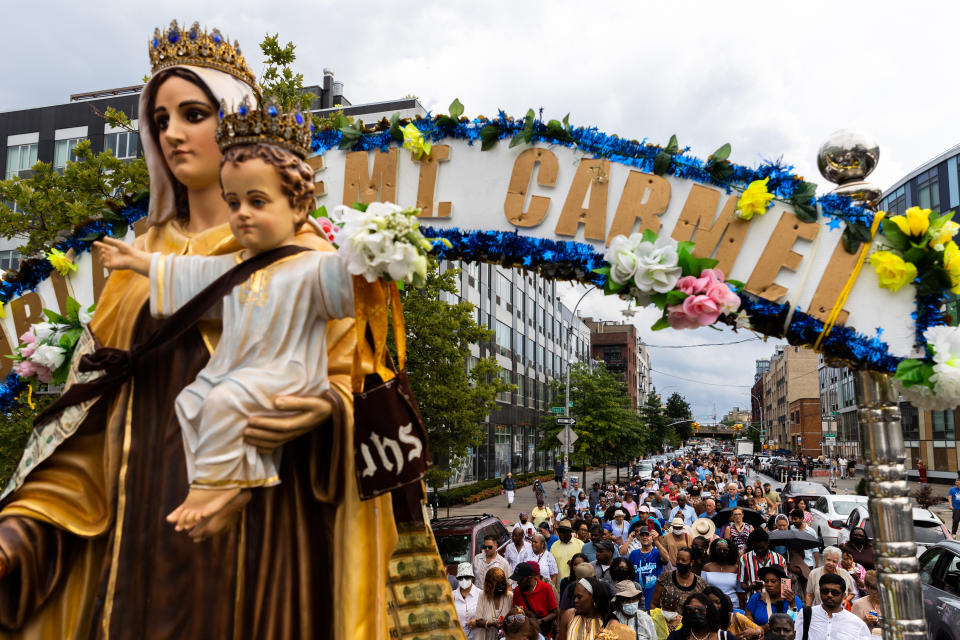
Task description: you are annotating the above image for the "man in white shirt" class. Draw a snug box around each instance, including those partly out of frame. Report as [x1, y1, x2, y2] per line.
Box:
[794, 573, 871, 640]
[504, 526, 532, 574]
[472, 534, 511, 587]
[519, 533, 560, 588]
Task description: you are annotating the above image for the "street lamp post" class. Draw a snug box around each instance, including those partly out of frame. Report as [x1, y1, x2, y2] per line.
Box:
[564, 286, 594, 489]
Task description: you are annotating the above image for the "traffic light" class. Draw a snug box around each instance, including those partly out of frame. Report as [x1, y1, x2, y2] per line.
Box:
[734, 423, 743, 432]
[691, 422, 700, 431]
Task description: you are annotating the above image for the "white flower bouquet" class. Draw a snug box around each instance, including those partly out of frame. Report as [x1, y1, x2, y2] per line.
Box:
[10, 297, 95, 386]
[333, 202, 448, 288]
[894, 325, 960, 410]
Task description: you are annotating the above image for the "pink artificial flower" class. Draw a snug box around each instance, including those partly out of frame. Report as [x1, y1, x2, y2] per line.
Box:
[20, 343, 36, 359]
[13, 359, 39, 378]
[676, 276, 700, 295]
[19, 330, 35, 344]
[682, 294, 721, 326]
[705, 282, 741, 315]
[699, 268, 726, 283]
[34, 365, 53, 384]
[666, 305, 700, 330]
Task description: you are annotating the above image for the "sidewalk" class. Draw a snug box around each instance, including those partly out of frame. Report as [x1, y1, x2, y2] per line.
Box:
[434, 465, 629, 522]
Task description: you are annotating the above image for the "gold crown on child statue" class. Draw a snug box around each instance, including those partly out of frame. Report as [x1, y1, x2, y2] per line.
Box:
[149, 20, 258, 90]
[215, 96, 313, 159]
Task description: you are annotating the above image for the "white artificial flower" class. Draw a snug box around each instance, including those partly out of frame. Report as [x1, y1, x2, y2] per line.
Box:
[30, 344, 66, 371]
[633, 236, 682, 294]
[894, 379, 955, 410]
[78, 306, 93, 325]
[925, 326, 960, 369]
[604, 234, 643, 285]
[931, 364, 960, 402]
[32, 322, 55, 342]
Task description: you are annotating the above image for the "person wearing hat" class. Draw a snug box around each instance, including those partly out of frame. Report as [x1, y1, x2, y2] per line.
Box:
[743, 565, 802, 626]
[511, 560, 559, 636]
[627, 526, 670, 611]
[662, 517, 692, 566]
[591, 540, 617, 587]
[610, 509, 630, 544]
[453, 562, 482, 639]
[612, 580, 657, 640]
[550, 519, 584, 583]
[691, 517, 717, 541]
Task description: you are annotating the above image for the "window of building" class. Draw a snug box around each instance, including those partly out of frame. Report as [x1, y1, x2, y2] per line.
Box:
[916, 167, 940, 212]
[513, 330, 523, 357]
[5, 142, 38, 179]
[526, 337, 535, 365]
[496, 272, 512, 307]
[900, 403, 919, 441]
[497, 369, 512, 402]
[0, 250, 21, 271]
[885, 184, 907, 216]
[495, 321, 511, 356]
[931, 410, 955, 440]
[104, 130, 140, 160]
[53, 138, 84, 169]
[537, 343, 545, 372]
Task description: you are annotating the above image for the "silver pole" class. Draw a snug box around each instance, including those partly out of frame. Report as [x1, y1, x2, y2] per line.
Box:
[818, 130, 925, 640]
[564, 286, 594, 489]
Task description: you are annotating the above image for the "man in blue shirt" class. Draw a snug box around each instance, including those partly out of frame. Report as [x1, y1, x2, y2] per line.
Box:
[950, 477, 960, 536]
[627, 527, 670, 610]
[668, 493, 698, 527]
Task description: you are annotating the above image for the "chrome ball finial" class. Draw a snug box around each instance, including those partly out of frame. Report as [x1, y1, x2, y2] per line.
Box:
[817, 129, 879, 185]
[817, 129, 881, 210]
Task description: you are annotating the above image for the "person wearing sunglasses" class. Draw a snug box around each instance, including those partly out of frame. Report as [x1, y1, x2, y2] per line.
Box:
[793, 573, 870, 640]
[503, 606, 546, 640]
[474, 534, 511, 588]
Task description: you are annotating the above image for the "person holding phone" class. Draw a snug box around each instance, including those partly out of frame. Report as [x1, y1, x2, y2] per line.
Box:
[743, 566, 802, 627]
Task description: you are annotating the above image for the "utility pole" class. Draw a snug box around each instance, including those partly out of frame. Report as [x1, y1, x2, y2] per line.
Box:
[564, 287, 594, 490]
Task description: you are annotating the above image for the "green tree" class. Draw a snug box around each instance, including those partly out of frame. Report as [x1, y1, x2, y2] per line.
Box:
[539, 362, 643, 479]
[0, 139, 148, 255]
[638, 390, 674, 451]
[664, 392, 693, 441]
[259, 33, 315, 112]
[0, 394, 53, 486]
[397, 262, 512, 487]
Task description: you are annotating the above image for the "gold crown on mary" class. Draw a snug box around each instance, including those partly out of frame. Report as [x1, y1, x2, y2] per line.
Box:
[149, 20, 257, 89]
[216, 96, 313, 159]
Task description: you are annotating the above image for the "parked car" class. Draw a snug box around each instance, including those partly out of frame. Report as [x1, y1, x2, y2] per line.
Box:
[757, 456, 773, 472]
[431, 514, 510, 577]
[808, 494, 868, 547]
[778, 480, 832, 514]
[837, 505, 949, 556]
[919, 541, 960, 640]
[637, 461, 654, 480]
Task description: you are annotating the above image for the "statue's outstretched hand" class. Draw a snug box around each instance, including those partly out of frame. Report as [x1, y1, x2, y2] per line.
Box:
[94, 237, 151, 276]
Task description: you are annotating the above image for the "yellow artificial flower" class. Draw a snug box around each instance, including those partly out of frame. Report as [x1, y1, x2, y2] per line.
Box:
[736, 178, 774, 221]
[931, 220, 960, 250]
[46, 248, 77, 277]
[889, 206, 931, 238]
[868, 250, 917, 292]
[401, 123, 431, 160]
[944, 241, 960, 293]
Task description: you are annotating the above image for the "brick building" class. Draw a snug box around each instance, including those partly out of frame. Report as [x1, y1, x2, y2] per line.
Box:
[761, 346, 820, 453]
[583, 318, 650, 409]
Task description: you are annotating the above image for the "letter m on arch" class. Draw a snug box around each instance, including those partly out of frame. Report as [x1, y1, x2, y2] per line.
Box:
[342, 148, 398, 205]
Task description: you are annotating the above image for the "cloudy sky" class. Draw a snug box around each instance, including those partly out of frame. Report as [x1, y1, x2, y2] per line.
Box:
[2, 1, 955, 422]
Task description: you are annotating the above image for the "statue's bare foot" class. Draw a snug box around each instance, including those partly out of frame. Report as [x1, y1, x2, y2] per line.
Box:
[188, 490, 252, 542]
[166, 487, 247, 532]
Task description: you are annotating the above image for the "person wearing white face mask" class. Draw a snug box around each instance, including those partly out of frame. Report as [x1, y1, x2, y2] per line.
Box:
[613, 580, 657, 640]
[663, 518, 692, 566]
[453, 562, 482, 639]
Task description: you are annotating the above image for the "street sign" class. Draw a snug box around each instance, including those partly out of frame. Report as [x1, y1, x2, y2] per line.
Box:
[825, 432, 837, 438]
[557, 417, 577, 426]
[557, 426, 579, 445]
[825, 435, 837, 445]
[551, 407, 564, 414]
[569, 402, 574, 408]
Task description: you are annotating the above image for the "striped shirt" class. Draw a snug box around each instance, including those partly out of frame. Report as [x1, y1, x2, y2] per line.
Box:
[737, 550, 786, 586]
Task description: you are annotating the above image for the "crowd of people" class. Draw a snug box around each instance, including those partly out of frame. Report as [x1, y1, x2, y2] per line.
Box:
[453, 452, 880, 640]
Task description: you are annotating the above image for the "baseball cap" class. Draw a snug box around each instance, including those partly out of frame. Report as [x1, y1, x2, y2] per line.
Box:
[510, 562, 536, 581]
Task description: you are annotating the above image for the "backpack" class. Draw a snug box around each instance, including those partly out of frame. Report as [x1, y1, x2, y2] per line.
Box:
[801, 605, 812, 640]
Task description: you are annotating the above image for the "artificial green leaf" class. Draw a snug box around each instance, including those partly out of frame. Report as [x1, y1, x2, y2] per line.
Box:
[132, 189, 150, 202]
[310, 205, 329, 219]
[388, 113, 404, 142]
[650, 316, 671, 331]
[793, 181, 817, 200]
[509, 133, 526, 149]
[842, 226, 863, 254]
[665, 135, 679, 155]
[58, 327, 82, 349]
[792, 200, 817, 223]
[697, 257, 719, 271]
[880, 219, 911, 252]
[709, 162, 734, 183]
[726, 279, 745, 289]
[678, 250, 699, 277]
[352, 202, 369, 212]
[449, 98, 464, 119]
[850, 223, 873, 242]
[65, 297, 81, 322]
[650, 292, 667, 308]
[894, 358, 935, 387]
[562, 114, 571, 131]
[43, 309, 67, 324]
[435, 115, 457, 129]
[52, 365, 69, 386]
[666, 290, 688, 305]
[112, 222, 128, 237]
[653, 151, 672, 176]
[592, 266, 611, 276]
[710, 143, 731, 163]
[79, 233, 102, 243]
[479, 124, 500, 151]
[641, 229, 658, 244]
[677, 241, 696, 255]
